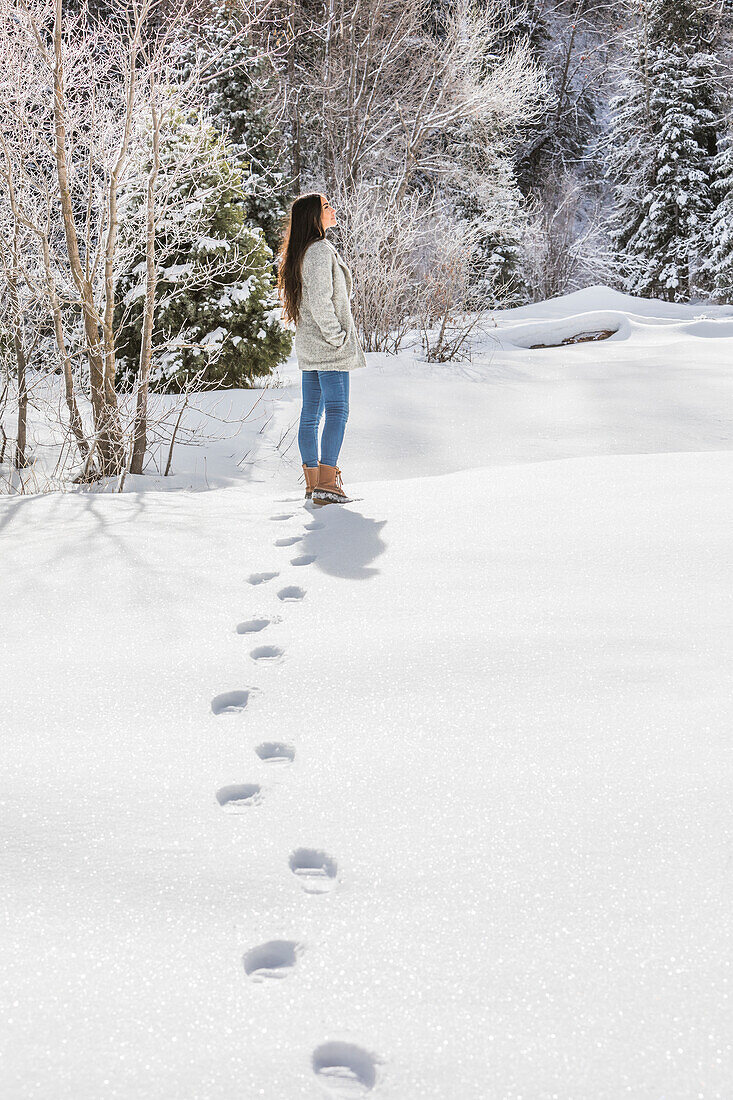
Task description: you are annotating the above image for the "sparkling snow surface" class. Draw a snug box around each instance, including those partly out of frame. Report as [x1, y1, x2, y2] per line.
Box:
[1, 287, 732, 1098]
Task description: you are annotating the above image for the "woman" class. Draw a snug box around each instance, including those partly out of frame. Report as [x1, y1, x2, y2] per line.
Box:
[277, 192, 366, 506]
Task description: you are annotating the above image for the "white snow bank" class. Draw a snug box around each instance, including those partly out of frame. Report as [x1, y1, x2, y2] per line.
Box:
[4, 285, 732, 496]
[494, 282, 733, 322]
[499, 310, 630, 348]
[498, 308, 733, 350]
[1, 449, 731, 1097]
[1, 284, 733, 1097]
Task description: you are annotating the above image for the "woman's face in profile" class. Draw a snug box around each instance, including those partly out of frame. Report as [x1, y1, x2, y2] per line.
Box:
[320, 194, 337, 230]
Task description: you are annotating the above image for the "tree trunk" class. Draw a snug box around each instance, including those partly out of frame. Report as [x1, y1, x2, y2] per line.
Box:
[52, 0, 124, 478]
[10, 289, 28, 470]
[288, 0, 301, 191]
[131, 86, 161, 476]
[39, 239, 90, 468]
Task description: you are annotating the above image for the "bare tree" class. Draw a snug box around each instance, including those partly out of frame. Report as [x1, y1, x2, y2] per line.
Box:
[0, 0, 279, 488]
[275, 0, 548, 198]
[0, 369, 9, 466]
[331, 179, 431, 353]
[0, 228, 30, 468]
[416, 210, 488, 362]
[329, 176, 505, 356]
[129, 68, 160, 474]
[521, 166, 618, 298]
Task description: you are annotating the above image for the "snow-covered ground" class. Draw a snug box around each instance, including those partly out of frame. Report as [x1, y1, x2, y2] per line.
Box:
[2, 286, 732, 1098]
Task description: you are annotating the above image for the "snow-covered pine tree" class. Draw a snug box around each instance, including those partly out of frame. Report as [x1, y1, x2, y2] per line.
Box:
[603, 28, 655, 282]
[180, 0, 289, 256]
[417, 131, 529, 311]
[703, 128, 733, 302]
[451, 133, 531, 309]
[115, 110, 292, 393]
[605, 0, 724, 301]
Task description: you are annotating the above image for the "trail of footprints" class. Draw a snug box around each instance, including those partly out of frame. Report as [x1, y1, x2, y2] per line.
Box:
[211, 500, 382, 1095]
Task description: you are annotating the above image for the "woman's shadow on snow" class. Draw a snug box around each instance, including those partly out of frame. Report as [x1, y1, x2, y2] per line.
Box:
[302, 506, 386, 579]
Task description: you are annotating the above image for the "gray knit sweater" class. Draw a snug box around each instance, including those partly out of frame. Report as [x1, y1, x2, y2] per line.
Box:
[294, 237, 366, 372]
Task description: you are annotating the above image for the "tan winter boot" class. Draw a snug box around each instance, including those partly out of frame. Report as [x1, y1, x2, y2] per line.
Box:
[312, 463, 353, 506]
[302, 463, 319, 500]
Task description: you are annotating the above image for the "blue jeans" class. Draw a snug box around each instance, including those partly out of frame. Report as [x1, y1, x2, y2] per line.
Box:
[298, 370, 350, 468]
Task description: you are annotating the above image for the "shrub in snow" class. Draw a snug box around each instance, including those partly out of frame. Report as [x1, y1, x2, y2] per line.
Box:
[115, 110, 292, 392]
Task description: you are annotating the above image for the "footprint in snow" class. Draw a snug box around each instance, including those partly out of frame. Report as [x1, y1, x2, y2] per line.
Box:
[247, 571, 279, 586]
[289, 848, 338, 894]
[236, 618, 272, 634]
[216, 784, 262, 811]
[211, 689, 257, 715]
[250, 644, 284, 664]
[277, 585, 306, 602]
[274, 535, 303, 547]
[255, 741, 295, 766]
[304, 521, 324, 531]
[312, 1042, 380, 1096]
[291, 554, 316, 567]
[270, 513, 295, 521]
[243, 940, 303, 982]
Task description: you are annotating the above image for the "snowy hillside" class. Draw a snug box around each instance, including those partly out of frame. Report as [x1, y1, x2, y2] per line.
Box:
[2, 287, 732, 1098]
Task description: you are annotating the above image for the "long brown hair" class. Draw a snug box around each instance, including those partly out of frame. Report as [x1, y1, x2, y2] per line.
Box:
[277, 193, 326, 324]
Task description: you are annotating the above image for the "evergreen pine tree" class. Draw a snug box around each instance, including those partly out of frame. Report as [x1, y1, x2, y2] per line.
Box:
[703, 129, 733, 302]
[456, 144, 531, 308]
[603, 44, 654, 271]
[605, 0, 724, 301]
[180, 0, 289, 256]
[115, 110, 292, 392]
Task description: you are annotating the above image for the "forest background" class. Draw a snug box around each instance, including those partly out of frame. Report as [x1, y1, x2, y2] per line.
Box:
[1, 0, 732, 490]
